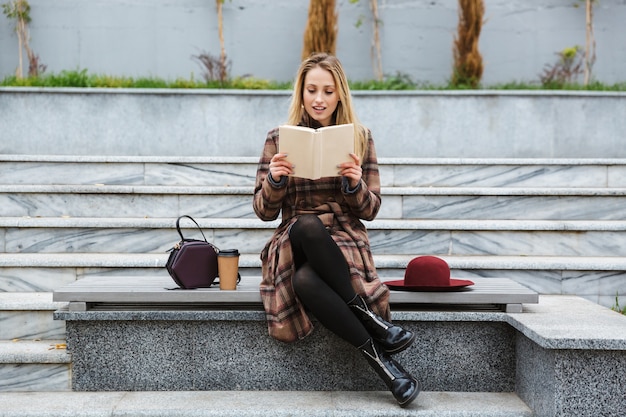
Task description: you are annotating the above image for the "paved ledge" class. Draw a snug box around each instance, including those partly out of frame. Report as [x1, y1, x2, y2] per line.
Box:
[0, 391, 533, 417]
[507, 295, 626, 350]
[3, 89, 624, 158]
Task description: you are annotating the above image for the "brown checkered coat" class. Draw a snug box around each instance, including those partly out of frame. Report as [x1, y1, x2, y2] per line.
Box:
[253, 126, 391, 343]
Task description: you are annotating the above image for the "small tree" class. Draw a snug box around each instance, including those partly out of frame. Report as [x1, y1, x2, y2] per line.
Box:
[369, 0, 383, 81]
[194, 0, 230, 84]
[215, 0, 228, 83]
[349, 0, 383, 81]
[451, 0, 484, 88]
[302, 0, 337, 59]
[540, 46, 584, 87]
[192, 51, 231, 84]
[2, 0, 45, 78]
[582, 0, 597, 85]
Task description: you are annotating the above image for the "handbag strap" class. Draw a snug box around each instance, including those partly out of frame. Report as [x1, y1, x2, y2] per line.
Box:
[176, 215, 208, 242]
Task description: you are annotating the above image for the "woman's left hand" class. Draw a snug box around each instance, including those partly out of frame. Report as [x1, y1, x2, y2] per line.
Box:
[339, 153, 362, 189]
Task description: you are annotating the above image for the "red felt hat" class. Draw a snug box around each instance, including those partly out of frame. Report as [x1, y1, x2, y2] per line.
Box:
[384, 256, 474, 291]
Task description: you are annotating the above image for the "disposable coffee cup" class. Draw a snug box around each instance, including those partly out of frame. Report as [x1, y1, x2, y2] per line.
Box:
[218, 249, 239, 290]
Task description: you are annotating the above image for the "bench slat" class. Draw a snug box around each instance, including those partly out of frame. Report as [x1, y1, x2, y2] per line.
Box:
[53, 276, 538, 310]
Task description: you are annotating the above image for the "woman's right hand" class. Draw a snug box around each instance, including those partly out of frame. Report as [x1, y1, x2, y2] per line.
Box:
[269, 153, 293, 181]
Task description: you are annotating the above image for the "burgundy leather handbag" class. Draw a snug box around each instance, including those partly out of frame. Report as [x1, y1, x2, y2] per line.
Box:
[165, 215, 219, 289]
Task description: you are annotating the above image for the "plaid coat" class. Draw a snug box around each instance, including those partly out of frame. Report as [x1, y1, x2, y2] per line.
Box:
[253, 126, 391, 343]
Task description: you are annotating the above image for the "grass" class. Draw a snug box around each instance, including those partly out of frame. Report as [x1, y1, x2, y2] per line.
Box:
[489, 80, 626, 91]
[611, 294, 626, 315]
[1, 69, 626, 91]
[0, 69, 291, 90]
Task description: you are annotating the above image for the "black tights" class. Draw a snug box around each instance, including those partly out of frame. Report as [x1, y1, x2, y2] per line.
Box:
[289, 214, 370, 348]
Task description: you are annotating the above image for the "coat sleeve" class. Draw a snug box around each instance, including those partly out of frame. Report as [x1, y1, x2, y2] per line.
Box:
[342, 130, 381, 221]
[253, 129, 288, 221]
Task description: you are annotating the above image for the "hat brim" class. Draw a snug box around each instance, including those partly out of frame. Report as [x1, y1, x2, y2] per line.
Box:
[384, 278, 474, 292]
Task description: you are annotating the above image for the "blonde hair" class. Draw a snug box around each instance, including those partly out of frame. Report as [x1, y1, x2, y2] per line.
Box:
[287, 53, 367, 160]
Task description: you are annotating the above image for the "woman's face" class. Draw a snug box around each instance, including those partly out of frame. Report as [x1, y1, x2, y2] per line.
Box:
[302, 66, 339, 127]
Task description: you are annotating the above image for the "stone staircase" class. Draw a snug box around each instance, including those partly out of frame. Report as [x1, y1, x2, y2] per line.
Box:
[1, 155, 625, 415]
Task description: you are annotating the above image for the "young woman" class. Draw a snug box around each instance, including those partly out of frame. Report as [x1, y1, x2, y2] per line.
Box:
[252, 53, 420, 408]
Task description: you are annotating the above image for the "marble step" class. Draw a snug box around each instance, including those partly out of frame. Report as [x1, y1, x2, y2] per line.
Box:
[0, 293, 69, 392]
[0, 294, 69, 392]
[1, 154, 625, 188]
[1, 254, 624, 307]
[0, 390, 533, 415]
[0, 292, 67, 340]
[2, 217, 626, 258]
[0, 340, 71, 392]
[2, 184, 626, 220]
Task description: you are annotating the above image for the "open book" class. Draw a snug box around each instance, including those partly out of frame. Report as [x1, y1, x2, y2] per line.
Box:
[278, 123, 355, 180]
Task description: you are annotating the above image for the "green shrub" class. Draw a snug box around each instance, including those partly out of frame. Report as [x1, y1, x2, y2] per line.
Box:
[90, 75, 134, 88]
[350, 72, 417, 90]
[1, 69, 625, 91]
[132, 77, 169, 89]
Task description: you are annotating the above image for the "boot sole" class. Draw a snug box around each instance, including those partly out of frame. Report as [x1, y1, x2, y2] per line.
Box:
[383, 331, 417, 355]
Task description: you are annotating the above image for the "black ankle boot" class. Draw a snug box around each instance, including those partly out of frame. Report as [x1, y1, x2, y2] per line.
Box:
[348, 295, 415, 354]
[358, 338, 420, 408]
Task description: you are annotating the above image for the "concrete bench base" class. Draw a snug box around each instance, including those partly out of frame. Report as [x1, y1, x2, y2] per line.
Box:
[52, 279, 626, 416]
[59, 316, 516, 393]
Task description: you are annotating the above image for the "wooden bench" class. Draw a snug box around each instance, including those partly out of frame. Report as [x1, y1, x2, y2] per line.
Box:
[53, 275, 538, 313]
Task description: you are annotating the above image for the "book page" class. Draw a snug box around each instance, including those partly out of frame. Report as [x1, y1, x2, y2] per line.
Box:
[278, 124, 354, 180]
[278, 125, 315, 179]
[317, 124, 355, 179]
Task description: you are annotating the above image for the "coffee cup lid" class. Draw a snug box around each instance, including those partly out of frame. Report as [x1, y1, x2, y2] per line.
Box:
[219, 249, 239, 256]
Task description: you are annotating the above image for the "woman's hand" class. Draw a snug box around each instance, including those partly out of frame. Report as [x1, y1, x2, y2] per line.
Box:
[269, 153, 293, 181]
[339, 153, 362, 189]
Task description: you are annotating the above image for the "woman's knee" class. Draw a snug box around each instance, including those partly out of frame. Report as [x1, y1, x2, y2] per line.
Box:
[291, 264, 319, 296]
[290, 214, 326, 242]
